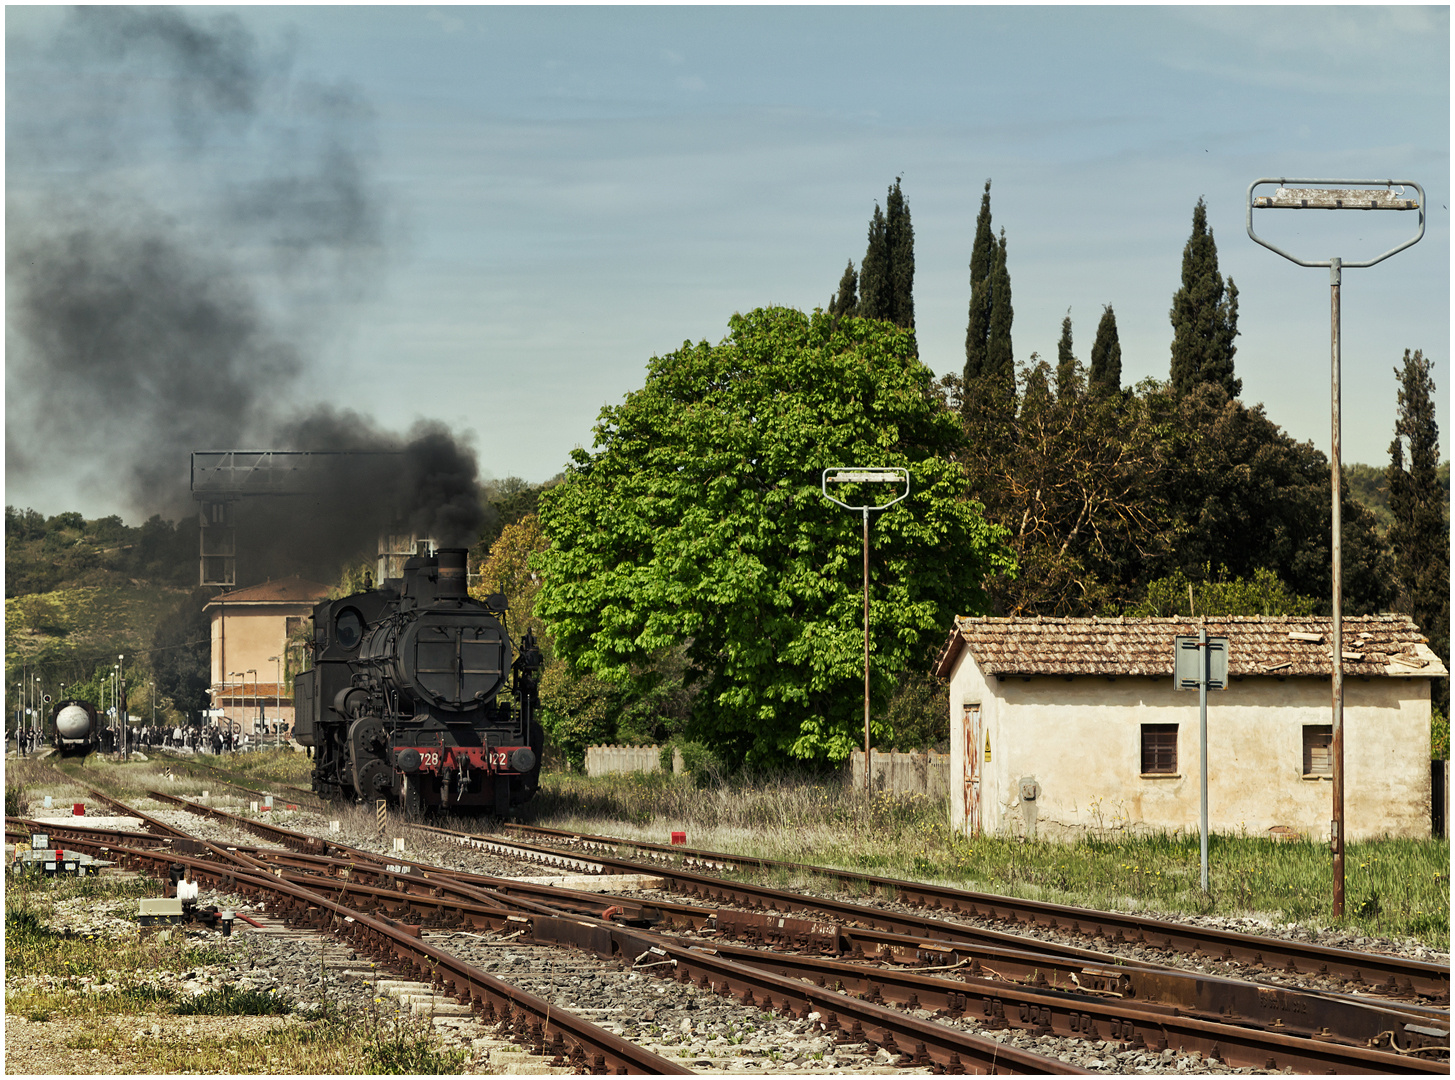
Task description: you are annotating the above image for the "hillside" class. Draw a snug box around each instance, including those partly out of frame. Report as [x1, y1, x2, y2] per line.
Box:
[6, 585, 192, 685]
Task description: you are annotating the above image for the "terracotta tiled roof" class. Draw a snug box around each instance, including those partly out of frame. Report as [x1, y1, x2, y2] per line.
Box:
[204, 577, 329, 608]
[934, 614, 1447, 680]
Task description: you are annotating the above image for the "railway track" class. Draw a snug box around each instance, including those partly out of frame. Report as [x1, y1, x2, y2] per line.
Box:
[491, 822, 1451, 1004]
[12, 787, 1447, 1074]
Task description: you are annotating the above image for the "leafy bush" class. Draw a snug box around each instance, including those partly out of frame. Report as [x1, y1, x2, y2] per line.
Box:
[6, 779, 25, 817]
[174, 985, 292, 1016]
[364, 1028, 467, 1075]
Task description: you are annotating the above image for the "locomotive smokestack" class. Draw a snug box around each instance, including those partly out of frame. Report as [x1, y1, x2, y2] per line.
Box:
[436, 548, 468, 600]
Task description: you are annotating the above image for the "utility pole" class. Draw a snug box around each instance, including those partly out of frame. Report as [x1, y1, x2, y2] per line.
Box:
[821, 467, 910, 791]
[1248, 178, 1424, 917]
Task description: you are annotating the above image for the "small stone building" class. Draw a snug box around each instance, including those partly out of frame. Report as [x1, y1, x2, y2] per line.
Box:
[933, 615, 1445, 841]
[205, 577, 328, 736]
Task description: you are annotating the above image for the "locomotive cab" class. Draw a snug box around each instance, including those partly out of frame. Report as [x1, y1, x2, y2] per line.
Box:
[294, 547, 544, 816]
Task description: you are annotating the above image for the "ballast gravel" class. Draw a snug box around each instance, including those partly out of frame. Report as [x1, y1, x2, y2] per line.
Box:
[12, 792, 1428, 1074]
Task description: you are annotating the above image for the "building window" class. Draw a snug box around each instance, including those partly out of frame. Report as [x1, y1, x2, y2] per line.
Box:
[1141, 724, 1178, 775]
[1303, 725, 1333, 776]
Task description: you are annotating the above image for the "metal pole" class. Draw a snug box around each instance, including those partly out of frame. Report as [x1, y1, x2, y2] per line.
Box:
[1330, 258, 1345, 918]
[1200, 627, 1210, 893]
[863, 506, 871, 793]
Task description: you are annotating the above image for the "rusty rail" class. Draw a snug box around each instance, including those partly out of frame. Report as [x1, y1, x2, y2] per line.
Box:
[493, 822, 1450, 1002]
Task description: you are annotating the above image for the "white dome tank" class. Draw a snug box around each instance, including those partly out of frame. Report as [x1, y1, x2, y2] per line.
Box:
[55, 704, 91, 741]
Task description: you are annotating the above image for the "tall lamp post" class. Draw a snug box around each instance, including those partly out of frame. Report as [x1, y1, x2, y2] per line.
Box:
[246, 669, 258, 738]
[1247, 178, 1424, 918]
[821, 466, 911, 792]
[228, 671, 243, 737]
[117, 655, 126, 760]
[268, 655, 282, 746]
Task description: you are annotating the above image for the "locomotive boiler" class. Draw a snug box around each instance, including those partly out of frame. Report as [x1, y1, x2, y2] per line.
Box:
[51, 699, 100, 757]
[293, 547, 544, 816]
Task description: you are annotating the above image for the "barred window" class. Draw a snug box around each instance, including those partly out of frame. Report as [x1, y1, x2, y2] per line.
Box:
[1141, 724, 1178, 774]
[1303, 725, 1333, 776]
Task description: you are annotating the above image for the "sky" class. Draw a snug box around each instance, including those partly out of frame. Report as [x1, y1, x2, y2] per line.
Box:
[5, 5, 1450, 523]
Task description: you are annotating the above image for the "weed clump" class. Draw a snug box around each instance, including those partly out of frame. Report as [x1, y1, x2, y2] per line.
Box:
[174, 985, 293, 1016]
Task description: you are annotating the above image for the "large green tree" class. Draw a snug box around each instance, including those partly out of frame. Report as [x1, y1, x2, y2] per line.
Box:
[536, 307, 1012, 765]
[827, 260, 859, 324]
[1387, 348, 1449, 710]
[857, 178, 915, 330]
[150, 587, 212, 721]
[964, 180, 1009, 391]
[1055, 314, 1078, 399]
[1169, 198, 1240, 399]
[1089, 305, 1122, 394]
[960, 373, 1394, 618]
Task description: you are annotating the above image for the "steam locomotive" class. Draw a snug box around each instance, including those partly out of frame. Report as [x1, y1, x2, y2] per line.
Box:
[293, 547, 544, 816]
[51, 699, 100, 757]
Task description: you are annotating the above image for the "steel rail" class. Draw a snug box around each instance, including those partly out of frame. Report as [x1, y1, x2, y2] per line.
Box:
[105, 794, 1448, 1059]
[151, 750, 319, 805]
[145, 788, 328, 853]
[78, 786, 197, 839]
[105, 797, 1082, 1072]
[77, 797, 1440, 1072]
[491, 822, 1449, 1002]
[231, 825, 1446, 1062]
[50, 834, 689, 1075]
[694, 940, 1448, 1070]
[301, 848, 1447, 1065]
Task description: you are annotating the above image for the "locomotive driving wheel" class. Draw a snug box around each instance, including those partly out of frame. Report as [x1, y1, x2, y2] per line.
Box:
[399, 773, 424, 821]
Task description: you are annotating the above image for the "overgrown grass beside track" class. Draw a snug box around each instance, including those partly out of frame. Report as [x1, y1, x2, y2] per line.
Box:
[531, 768, 1451, 949]
[12, 752, 1446, 950]
[4, 872, 467, 1074]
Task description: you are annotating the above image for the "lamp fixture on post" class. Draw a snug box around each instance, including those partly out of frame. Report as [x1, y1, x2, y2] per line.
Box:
[268, 655, 281, 745]
[1247, 177, 1424, 918]
[820, 466, 911, 792]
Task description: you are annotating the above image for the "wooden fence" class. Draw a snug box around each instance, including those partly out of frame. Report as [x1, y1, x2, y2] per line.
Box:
[848, 749, 950, 799]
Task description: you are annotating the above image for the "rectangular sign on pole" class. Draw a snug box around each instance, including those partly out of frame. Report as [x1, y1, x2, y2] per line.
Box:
[1174, 636, 1228, 689]
[1174, 633, 1230, 894]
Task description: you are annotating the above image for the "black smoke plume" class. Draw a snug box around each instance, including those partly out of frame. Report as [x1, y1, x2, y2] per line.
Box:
[7, 8, 483, 584]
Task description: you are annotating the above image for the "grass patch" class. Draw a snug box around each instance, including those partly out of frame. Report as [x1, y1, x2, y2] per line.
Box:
[363, 1023, 469, 1074]
[5, 875, 226, 982]
[174, 985, 293, 1016]
[57, 1009, 467, 1074]
[530, 768, 1451, 948]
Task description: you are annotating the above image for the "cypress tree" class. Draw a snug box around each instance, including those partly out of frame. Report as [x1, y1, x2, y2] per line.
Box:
[828, 260, 859, 322]
[1089, 305, 1123, 394]
[885, 177, 915, 330]
[859, 204, 889, 321]
[1387, 348, 1449, 711]
[986, 229, 1014, 390]
[1056, 314, 1077, 399]
[858, 178, 915, 330]
[1169, 197, 1240, 399]
[964, 180, 995, 384]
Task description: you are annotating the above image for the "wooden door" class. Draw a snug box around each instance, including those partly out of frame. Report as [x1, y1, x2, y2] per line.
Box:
[962, 703, 982, 835]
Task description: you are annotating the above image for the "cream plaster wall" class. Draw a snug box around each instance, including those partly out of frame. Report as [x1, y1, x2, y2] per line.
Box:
[948, 654, 1431, 841]
[210, 607, 294, 733]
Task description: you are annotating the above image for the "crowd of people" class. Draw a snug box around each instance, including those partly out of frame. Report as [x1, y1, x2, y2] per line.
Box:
[11, 720, 286, 756]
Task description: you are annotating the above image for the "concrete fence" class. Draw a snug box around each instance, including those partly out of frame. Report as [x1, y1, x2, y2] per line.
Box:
[585, 744, 664, 777]
[848, 749, 951, 799]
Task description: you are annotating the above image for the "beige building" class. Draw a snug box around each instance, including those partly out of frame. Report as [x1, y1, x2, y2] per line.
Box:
[933, 615, 1445, 842]
[205, 577, 328, 736]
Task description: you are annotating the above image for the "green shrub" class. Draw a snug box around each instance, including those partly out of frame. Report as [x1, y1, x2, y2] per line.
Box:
[364, 1028, 467, 1074]
[174, 985, 293, 1016]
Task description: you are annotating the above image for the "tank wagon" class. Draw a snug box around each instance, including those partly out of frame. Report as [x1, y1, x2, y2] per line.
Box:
[293, 547, 543, 817]
[51, 699, 100, 757]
